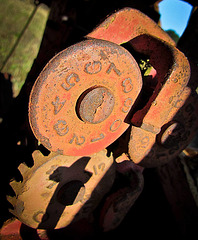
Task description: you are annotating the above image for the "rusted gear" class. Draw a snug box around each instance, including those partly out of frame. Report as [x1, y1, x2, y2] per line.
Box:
[29, 39, 142, 156]
[7, 150, 115, 229]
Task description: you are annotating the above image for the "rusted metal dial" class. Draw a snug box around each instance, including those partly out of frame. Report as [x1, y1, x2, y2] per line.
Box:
[29, 39, 142, 156]
[7, 150, 115, 229]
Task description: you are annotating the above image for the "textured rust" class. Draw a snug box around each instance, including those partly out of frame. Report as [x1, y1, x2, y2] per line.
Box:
[128, 36, 194, 166]
[0, 219, 22, 240]
[29, 39, 142, 156]
[100, 158, 144, 231]
[28, 4, 195, 166]
[0, 218, 49, 240]
[77, 87, 115, 124]
[87, 8, 175, 46]
[7, 150, 115, 229]
[86, 7, 195, 166]
[156, 121, 185, 148]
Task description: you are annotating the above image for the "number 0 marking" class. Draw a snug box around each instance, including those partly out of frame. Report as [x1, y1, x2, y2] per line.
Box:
[110, 119, 122, 132]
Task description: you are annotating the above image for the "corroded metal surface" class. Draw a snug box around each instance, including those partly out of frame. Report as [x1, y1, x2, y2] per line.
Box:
[130, 35, 190, 129]
[87, 8, 196, 167]
[28, 7, 195, 166]
[100, 155, 144, 232]
[0, 219, 48, 240]
[0, 219, 22, 240]
[128, 35, 196, 166]
[133, 92, 198, 167]
[7, 150, 115, 229]
[77, 86, 115, 124]
[87, 8, 175, 46]
[3, 5, 198, 239]
[29, 39, 142, 156]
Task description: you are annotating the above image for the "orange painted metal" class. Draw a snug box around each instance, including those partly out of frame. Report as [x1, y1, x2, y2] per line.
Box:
[28, 6, 196, 164]
[128, 35, 195, 166]
[29, 39, 142, 156]
[0, 219, 48, 240]
[87, 8, 175, 46]
[130, 35, 190, 129]
[6, 8, 197, 237]
[130, 90, 198, 167]
[0, 219, 22, 240]
[87, 7, 197, 166]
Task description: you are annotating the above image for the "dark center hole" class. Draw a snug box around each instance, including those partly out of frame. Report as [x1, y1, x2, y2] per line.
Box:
[57, 180, 85, 206]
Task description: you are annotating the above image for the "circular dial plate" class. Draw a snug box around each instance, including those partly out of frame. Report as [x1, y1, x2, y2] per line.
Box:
[29, 39, 142, 156]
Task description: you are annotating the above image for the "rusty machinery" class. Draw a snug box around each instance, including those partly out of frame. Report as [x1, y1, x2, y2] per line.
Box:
[6, 8, 198, 233]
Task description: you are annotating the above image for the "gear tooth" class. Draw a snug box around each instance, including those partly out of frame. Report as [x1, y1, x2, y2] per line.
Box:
[9, 208, 17, 217]
[103, 149, 108, 156]
[31, 150, 45, 169]
[6, 195, 17, 206]
[104, 149, 113, 159]
[10, 180, 21, 195]
[32, 150, 44, 162]
[18, 163, 29, 175]
[46, 151, 59, 160]
[32, 150, 57, 168]
[34, 154, 48, 168]
[96, 149, 109, 158]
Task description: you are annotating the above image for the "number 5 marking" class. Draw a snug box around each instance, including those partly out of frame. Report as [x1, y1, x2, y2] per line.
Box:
[61, 72, 80, 91]
[69, 134, 85, 145]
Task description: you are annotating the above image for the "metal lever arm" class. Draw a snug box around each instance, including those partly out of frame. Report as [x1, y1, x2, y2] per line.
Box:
[87, 8, 175, 46]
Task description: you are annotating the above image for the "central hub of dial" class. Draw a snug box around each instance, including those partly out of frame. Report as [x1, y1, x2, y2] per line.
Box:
[77, 86, 115, 124]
